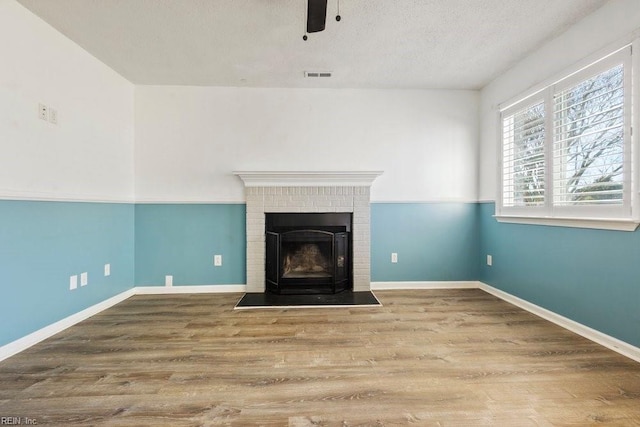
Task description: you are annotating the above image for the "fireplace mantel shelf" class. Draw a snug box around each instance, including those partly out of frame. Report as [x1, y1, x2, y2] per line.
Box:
[233, 171, 383, 187]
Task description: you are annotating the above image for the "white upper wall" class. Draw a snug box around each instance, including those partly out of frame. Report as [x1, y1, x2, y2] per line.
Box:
[135, 86, 479, 203]
[479, 0, 640, 201]
[9, 0, 639, 205]
[0, 0, 134, 202]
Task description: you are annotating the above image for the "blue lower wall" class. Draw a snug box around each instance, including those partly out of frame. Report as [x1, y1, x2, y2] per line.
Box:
[134, 204, 246, 286]
[0, 200, 134, 347]
[133, 202, 479, 287]
[479, 202, 640, 347]
[4, 200, 638, 351]
[371, 203, 479, 281]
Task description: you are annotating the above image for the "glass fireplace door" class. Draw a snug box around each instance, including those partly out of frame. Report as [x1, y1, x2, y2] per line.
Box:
[281, 230, 333, 279]
[266, 229, 349, 294]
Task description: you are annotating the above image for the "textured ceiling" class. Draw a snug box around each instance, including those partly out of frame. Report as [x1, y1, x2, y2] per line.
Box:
[16, 0, 610, 89]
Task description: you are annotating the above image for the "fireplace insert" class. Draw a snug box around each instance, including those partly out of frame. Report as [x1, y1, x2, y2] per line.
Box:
[265, 213, 352, 294]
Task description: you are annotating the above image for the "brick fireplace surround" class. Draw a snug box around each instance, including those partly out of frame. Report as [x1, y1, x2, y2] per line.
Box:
[234, 171, 382, 293]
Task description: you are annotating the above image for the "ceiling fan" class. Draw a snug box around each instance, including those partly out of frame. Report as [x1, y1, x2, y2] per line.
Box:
[303, 0, 341, 40]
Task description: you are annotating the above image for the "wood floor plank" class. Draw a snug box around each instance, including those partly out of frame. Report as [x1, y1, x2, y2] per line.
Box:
[0, 289, 639, 426]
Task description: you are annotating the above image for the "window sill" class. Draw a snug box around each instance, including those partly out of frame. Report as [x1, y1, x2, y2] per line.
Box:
[494, 215, 640, 231]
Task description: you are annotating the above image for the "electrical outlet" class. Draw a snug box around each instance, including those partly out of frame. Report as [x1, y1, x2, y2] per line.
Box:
[487, 255, 493, 266]
[214, 255, 222, 266]
[81, 272, 88, 286]
[69, 275, 78, 290]
[391, 253, 398, 263]
[49, 108, 58, 124]
[165, 275, 173, 287]
[104, 263, 111, 276]
[38, 103, 48, 120]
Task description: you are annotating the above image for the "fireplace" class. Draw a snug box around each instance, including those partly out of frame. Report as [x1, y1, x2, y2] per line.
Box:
[265, 213, 352, 294]
[234, 171, 382, 293]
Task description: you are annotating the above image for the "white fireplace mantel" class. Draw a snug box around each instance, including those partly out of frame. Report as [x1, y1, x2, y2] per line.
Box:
[233, 171, 383, 187]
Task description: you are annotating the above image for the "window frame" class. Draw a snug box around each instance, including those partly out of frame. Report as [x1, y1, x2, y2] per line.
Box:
[496, 43, 638, 231]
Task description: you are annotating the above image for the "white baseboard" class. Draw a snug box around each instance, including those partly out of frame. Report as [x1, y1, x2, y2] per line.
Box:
[371, 281, 479, 290]
[0, 288, 136, 362]
[135, 284, 247, 294]
[478, 282, 640, 364]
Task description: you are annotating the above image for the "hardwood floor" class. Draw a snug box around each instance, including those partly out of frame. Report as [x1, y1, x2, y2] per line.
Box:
[1, 289, 639, 426]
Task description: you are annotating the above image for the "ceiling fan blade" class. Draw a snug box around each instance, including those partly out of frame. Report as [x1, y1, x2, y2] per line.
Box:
[307, 0, 327, 33]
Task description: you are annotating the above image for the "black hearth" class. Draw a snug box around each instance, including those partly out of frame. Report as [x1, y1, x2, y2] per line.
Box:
[265, 213, 352, 294]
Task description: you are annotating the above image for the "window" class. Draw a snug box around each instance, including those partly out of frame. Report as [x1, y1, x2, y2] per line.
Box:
[498, 46, 636, 229]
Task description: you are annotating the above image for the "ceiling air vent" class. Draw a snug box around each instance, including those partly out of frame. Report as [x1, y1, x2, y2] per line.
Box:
[304, 71, 332, 78]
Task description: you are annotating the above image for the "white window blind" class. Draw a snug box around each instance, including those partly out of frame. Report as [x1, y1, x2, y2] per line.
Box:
[552, 64, 626, 207]
[502, 101, 546, 207]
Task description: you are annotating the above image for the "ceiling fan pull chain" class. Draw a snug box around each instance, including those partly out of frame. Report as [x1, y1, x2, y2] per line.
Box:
[303, 0, 308, 40]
